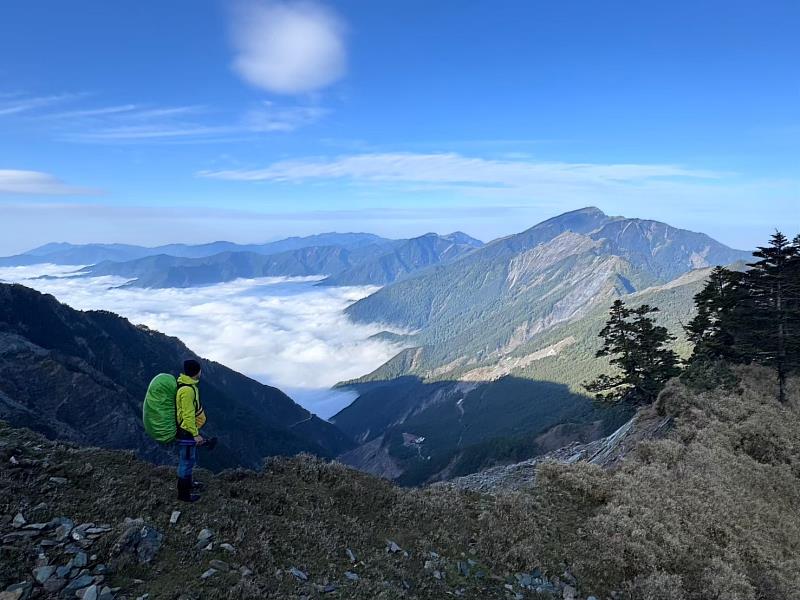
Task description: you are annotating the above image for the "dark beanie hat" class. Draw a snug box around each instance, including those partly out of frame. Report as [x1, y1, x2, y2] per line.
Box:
[183, 359, 201, 377]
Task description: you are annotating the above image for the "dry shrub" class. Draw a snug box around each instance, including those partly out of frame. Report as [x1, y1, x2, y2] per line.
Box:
[700, 557, 755, 600]
[622, 571, 685, 600]
[514, 366, 800, 599]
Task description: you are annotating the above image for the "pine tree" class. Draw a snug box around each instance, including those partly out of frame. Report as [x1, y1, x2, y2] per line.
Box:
[738, 232, 800, 403]
[585, 300, 681, 405]
[685, 266, 747, 362]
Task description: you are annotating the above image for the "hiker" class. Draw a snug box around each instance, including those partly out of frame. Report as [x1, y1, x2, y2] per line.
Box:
[176, 358, 206, 502]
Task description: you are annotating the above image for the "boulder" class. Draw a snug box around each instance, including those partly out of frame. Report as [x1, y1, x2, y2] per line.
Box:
[110, 522, 164, 566]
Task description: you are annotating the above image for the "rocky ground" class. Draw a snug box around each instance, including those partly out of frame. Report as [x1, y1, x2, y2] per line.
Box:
[0, 422, 601, 600]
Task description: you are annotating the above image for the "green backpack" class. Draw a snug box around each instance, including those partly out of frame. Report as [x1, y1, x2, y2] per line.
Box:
[142, 373, 178, 443]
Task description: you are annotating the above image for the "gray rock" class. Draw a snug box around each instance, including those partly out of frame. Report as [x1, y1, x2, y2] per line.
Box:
[61, 574, 93, 598]
[433, 571, 443, 580]
[33, 565, 56, 583]
[289, 567, 308, 581]
[315, 584, 337, 593]
[220, 543, 235, 553]
[48, 477, 68, 485]
[98, 587, 113, 600]
[110, 523, 163, 565]
[82, 585, 99, 600]
[562, 584, 577, 600]
[346, 548, 356, 562]
[386, 540, 401, 553]
[72, 552, 88, 567]
[209, 560, 229, 572]
[54, 520, 74, 542]
[43, 579, 66, 594]
[12, 513, 26, 528]
[239, 566, 253, 577]
[457, 561, 470, 577]
[200, 569, 217, 580]
[169, 511, 180, 525]
[56, 566, 71, 578]
[1, 582, 32, 600]
[344, 571, 359, 581]
[196, 528, 214, 545]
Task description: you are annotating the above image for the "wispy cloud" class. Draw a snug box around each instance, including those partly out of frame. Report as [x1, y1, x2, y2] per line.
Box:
[243, 101, 329, 132]
[199, 151, 726, 191]
[0, 93, 81, 116]
[0, 266, 402, 417]
[1, 94, 326, 143]
[0, 170, 100, 195]
[230, 0, 347, 94]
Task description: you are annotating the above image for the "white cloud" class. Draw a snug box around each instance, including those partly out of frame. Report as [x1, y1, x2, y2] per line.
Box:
[0, 170, 99, 195]
[230, 0, 347, 94]
[0, 266, 404, 418]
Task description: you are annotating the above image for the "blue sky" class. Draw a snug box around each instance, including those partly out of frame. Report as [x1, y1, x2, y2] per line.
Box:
[0, 0, 798, 254]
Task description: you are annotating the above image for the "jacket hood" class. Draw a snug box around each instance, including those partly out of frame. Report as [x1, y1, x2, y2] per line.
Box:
[178, 374, 199, 385]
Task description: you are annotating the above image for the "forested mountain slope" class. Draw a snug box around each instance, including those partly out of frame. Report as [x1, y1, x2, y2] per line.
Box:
[333, 268, 710, 484]
[318, 232, 483, 286]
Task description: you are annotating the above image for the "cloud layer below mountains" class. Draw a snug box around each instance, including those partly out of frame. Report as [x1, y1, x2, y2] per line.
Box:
[0, 265, 403, 418]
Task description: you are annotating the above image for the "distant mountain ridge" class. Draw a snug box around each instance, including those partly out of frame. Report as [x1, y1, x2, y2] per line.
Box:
[66, 232, 484, 288]
[0, 283, 354, 470]
[318, 232, 483, 286]
[0, 233, 394, 267]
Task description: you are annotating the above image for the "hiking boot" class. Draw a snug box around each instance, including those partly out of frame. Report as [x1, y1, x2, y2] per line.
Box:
[177, 477, 200, 503]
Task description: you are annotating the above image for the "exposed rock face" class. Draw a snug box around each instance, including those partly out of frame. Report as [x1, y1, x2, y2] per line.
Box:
[0, 283, 353, 471]
[445, 408, 673, 493]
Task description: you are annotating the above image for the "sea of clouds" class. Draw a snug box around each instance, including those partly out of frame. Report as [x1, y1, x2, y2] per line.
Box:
[0, 265, 405, 418]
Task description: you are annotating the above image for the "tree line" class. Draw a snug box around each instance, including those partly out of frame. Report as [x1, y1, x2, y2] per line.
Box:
[585, 231, 800, 405]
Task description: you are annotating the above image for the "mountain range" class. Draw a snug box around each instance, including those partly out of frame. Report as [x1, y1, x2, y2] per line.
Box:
[0, 207, 754, 485]
[73, 232, 483, 288]
[331, 207, 751, 483]
[0, 233, 393, 266]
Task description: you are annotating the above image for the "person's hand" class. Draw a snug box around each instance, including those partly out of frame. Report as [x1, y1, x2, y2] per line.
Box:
[193, 435, 205, 445]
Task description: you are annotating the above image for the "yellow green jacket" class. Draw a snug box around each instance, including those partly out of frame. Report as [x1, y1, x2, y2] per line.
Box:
[175, 374, 206, 438]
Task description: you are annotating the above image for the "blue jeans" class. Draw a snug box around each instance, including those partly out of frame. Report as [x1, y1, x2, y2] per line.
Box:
[177, 439, 197, 480]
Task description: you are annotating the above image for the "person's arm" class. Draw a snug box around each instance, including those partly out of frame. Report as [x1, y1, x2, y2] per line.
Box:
[176, 387, 202, 442]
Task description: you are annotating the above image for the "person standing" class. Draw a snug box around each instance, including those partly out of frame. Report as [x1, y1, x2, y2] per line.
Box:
[176, 358, 205, 502]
